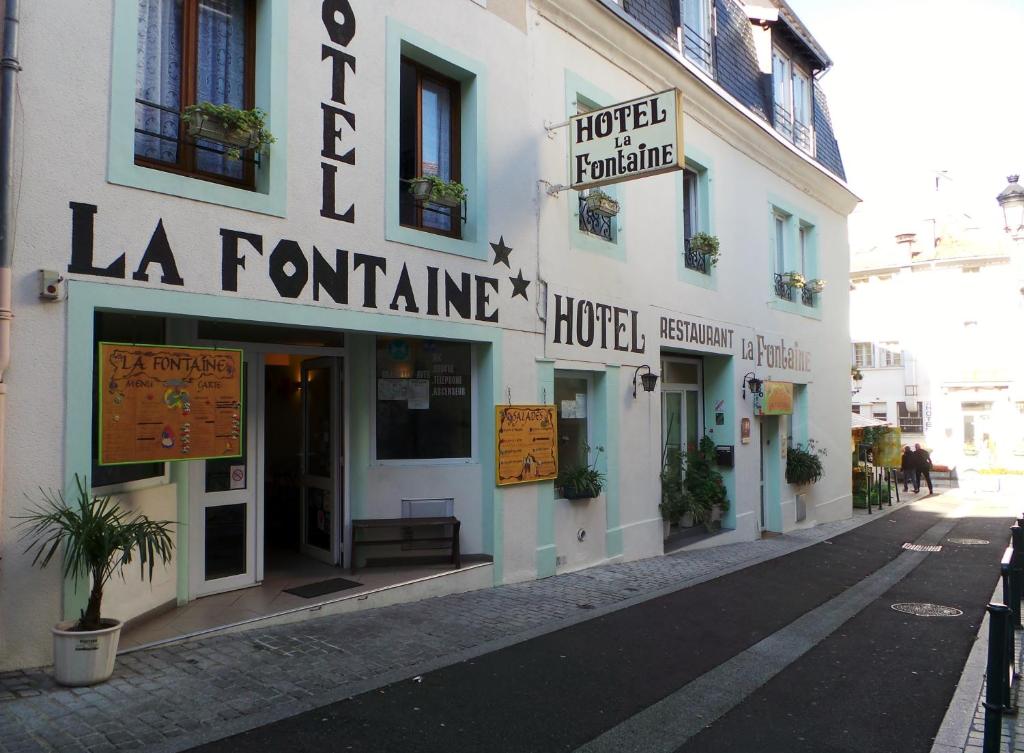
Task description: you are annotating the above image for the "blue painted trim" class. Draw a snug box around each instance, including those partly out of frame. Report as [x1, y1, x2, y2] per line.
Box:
[601, 367, 623, 557]
[384, 19, 489, 260]
[676, 149, 717, 290]
[476, 338, 503, 583]
[767, 195, 822, 320]
[701, 356, 736, 530]
[564, 70, 626, 262]
[762, 416, 783, 532]
[536, 361, 555, 577]
[108, 0, 289, 216]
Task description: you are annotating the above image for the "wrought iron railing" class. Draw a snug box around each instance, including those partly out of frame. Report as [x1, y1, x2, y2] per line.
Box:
[801, 286, 815, 306]
[579, 194, 614, 241]
[793, 119, 813, 152]
[773, 102, 814, 154]
[682, 24, 712, 73]
[773, 103, 793, 140]
[683, 238, 709, 274]
[774, 273, 794, 301]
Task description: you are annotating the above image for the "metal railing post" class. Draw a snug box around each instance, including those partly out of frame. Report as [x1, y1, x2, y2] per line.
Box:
[984, 603, 1011, 753]
[1012, 525, 1024, 630]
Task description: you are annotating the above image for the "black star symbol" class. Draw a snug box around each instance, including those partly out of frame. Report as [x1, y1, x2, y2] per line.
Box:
[509, 269, 530, 300]
[490, 236, 513, 268]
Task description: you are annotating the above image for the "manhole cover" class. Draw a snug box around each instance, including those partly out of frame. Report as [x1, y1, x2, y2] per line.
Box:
[902, 542, 942, 552]
[948, 538, 990, 545]
[891, 603, 963, 617]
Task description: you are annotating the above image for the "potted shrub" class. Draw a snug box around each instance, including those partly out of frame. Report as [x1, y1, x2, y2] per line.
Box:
[786, 439, 827, 486]
[659, 447, 689, 537]
[18, 475, 174, 686]
[408, 175, 468, 208]
[807, 278, 827, 294]
[183, 102, 275, 160]
[782, 271, 806, 288]
[683, 436, 729, 531]
[688, 232, 721, 267]
[557, 445, 606, 500]
[585, 188, 620, 218]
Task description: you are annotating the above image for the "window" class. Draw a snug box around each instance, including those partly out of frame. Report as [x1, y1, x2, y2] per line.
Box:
[681, 0, 712, 72]
[92, 312, 167, 489]
[879, 342, 903, 367]
[681, 168, 709, 274]
[375, 338, 472, 460]
[871, 402, 887, 422]
[772, 47, 814, 153]
[555, 373, 591, 471]
[854, 342, 874, 368]
[399, 58, 462, 238]
[962, 402, 992, 453]
[897, 402, 923, 434]
[135, 0, 257, 187]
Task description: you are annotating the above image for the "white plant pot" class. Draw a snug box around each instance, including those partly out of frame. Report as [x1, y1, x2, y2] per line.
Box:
[52, 619, 122, 687]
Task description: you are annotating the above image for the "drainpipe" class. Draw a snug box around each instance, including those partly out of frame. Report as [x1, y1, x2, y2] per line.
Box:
[0, 0, 20, 517]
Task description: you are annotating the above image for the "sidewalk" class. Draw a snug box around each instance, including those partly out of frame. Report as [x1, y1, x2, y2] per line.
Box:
[0, 495, 922, 753]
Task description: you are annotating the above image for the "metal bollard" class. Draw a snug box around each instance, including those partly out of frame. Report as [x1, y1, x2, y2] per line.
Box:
[984, 603, 1012, 753]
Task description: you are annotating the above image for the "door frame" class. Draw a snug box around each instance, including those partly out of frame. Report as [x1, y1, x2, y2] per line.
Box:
[299, 356, 344, 565]
[189, 329, 347, 593]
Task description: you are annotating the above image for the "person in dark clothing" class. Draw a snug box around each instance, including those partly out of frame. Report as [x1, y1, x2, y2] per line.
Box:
[913, 443, 933, 495]
[900, 446, 914, 492]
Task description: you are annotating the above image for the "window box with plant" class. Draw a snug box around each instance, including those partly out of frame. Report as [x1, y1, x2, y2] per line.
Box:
[786, 439, 827, 486]
[557, 445, 606, 500]
[585, 188, 620, 218]
[18, 476, 175, 686]
[807, 279, 827, 294]
[183, 102, 275, 161]
[782, 271, 806, 289]
[408, 175, 468, 209]
[688, 231, 720, 268]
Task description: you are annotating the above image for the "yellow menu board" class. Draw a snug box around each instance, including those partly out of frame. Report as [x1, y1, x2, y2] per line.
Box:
[99, 343, 243, 465]
[758, 381, 794, 416]
[495, 405, 558, 486]
[873, 427, 903, 467]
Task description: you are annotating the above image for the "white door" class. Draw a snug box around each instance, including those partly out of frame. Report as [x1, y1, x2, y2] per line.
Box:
[189, 355, 260, 596]
[300, 357, 341, 564]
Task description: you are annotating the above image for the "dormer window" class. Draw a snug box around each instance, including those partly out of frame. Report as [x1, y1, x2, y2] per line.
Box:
[772, 47, 813, 153]
[681, 0, 713, 73]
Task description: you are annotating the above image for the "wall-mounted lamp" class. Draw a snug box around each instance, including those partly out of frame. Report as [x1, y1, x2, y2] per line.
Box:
[741, 371, 763, 399]
[632, 365, 659, 398]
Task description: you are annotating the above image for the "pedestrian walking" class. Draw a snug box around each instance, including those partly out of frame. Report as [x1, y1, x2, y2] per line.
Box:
[913, 443, 933, 495]
[900, 445, 914, 492]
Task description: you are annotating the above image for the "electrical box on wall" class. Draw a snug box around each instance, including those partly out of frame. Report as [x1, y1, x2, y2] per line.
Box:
[715, 445, 735, 468]
[38, 269, 64, 301]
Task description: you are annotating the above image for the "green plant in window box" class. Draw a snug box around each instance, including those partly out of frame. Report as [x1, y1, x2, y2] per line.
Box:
[557, 445, 606, 500]
[807, 278, 827, 294]
[408, 175, 468, 208]
[786, 439, 827, 485]
[782, 271, 807, 289]
[17, 475, 175, 686]
[688, 232, 720, 267]
[683, 436, 729, 531]
[584, 188, 620, 218]
[183, 102, 275, 160]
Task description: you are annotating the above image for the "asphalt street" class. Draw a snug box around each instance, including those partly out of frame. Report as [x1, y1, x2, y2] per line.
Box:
[186, 495, 1009, 753]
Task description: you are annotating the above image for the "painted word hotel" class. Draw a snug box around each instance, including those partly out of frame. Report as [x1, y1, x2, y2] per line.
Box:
[0, 0, 857, 671]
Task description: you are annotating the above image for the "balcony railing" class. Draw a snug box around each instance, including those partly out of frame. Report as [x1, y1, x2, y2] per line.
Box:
[801, 286, 815, 306]
[682, 24, 712, 73]
[683, 238, 710, 274]
[774, 272, 794, 301]
[773, 103, 814, 154]
[578, 194, 614, 241]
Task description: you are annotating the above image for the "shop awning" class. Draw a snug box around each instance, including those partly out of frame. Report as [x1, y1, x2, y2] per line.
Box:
[851, 412, 889, 429]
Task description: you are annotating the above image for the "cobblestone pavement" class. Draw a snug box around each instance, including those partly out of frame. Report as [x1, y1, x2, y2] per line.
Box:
[0, 509, 897, 753]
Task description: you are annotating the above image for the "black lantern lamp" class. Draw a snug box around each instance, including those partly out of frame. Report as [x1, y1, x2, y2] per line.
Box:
[741, 371, 763, 399]
[997, 175, 1024, 237]
[632, 365, 659, 398]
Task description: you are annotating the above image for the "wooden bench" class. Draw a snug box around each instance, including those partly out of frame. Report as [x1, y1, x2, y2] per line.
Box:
[350, 516, 461, 573]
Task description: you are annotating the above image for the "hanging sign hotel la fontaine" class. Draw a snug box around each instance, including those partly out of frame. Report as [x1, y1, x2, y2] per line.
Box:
[570, 88, 684, 191]
[99, 343, 243, 465]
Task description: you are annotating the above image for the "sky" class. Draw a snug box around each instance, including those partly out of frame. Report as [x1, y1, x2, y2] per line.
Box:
[786, 0, 1024, 253]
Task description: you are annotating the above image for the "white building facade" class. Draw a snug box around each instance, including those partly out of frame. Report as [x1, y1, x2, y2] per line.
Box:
[0, 0, 856, 670]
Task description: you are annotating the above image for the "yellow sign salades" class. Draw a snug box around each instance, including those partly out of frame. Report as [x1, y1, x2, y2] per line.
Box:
[758, 381, 794, 416]
[99, 343, 243, 465]
[873, 427, 903, 468]
[495, 405, 558, 486]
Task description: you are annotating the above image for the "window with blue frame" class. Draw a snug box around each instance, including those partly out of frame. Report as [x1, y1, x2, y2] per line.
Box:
[134, 0, 256, 188]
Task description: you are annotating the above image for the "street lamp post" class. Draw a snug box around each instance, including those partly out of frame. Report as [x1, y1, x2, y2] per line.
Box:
[996, 175, 1024, 241]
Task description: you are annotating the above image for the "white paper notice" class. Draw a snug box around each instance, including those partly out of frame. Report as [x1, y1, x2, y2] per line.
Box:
[407, 379, 430, 409]
[229, 464, 246, 490]
[575, 393, 587, 419]
[378, 378, 409, 401]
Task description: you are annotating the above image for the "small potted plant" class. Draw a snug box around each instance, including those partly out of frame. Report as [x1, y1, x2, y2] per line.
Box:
[557, 445, 606, 500]
[786, 439, 827, 486]
[688, 232, 721, 267]
[684, 436, 729, 531]
[782, 271, 806, 288]
[18, 475, 174, 686]
[408, 175, 468, 208]
[659, 447, 688, 537]
[585, 188, 620, 218]
[183, 102, 275, 160]
[807, 279, 827, 294]
[851, 365, 863, 383]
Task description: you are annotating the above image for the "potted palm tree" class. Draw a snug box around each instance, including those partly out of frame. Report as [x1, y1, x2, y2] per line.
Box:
[19, 475, 174, 686]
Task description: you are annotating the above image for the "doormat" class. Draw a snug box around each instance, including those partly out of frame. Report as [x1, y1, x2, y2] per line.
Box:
[284, 578, 362, 599]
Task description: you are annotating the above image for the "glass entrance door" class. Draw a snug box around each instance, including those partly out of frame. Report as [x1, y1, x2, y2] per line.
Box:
[190, 357, 259, 596]
[661, 388, 700, 462]
[300, 357, 341, 564]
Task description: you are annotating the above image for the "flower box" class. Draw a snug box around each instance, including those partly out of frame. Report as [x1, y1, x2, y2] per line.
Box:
[585, 191, 620, 217]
